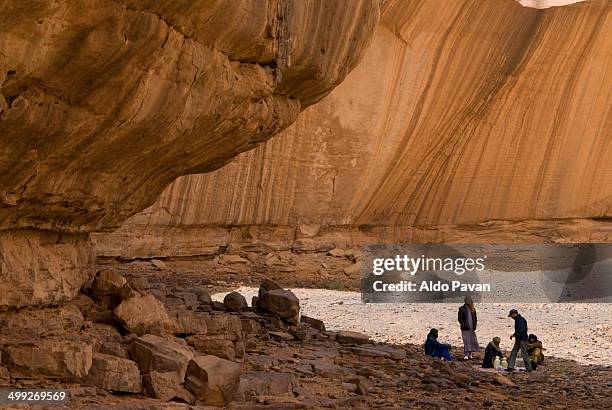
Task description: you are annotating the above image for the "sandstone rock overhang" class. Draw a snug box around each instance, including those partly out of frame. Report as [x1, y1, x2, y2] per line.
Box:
[0, 0, 380, 308]
[0, 0, 380, 233]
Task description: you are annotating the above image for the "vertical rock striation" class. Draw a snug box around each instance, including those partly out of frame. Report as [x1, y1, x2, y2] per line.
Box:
[99, 0, 612, 258]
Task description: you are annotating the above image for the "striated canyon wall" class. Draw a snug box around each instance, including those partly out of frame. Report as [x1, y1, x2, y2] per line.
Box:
[0, 0, 380, 307]
[96, 0, 612, 260]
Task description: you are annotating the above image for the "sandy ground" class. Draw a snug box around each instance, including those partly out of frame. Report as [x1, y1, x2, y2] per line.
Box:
[213, 287, 611, 366]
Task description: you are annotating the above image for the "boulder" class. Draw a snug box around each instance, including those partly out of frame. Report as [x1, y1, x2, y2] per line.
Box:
[85, 353, 142, 393]
[129, 334, 194, 380]
[186, 336, 236, 361]
[113, 294, 174, 335]
[90, 270, 126, 296]
[224, 291, 248, 312]
[184, 355, 241, 406]
[259, 289, 300, 324]
[143, 371, 194, 403]
[5, 341, 92, 379]
[300, 315, 326, 332]
[336, 330, 371, 345]
[90, 270, 135, 309]
[258, 279, 284, 299]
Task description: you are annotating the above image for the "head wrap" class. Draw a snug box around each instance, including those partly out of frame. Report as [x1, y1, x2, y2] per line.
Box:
[491, 337, 501, 352]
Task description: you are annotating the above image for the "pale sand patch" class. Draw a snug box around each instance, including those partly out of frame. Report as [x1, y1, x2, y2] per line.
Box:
[214, 287, 611, 365]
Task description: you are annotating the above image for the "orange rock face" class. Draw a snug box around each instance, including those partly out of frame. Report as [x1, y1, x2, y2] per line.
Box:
[0, 0, 380, 307]
[0, 0, 379, 232]
[101, 0, 611, 259]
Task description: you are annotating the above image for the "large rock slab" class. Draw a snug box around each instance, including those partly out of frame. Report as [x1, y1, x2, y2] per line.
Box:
[113, 294, 174, 335]
[186, 336, 236, 361]
[143, 371, 194, 403]
[5, 341, 92, 379]
[129, 334, 195, 401]
[170, 311, 208, 335]
[0, 230, 93, 309]
[85, 353, 142, 393]
[184, 355, 241, 406]
[129, 334, 194, 379]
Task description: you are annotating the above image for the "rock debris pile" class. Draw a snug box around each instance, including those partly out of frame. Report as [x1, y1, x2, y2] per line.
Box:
[0, 272, 610, 409]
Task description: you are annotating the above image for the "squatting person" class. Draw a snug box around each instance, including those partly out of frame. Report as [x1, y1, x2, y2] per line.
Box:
[528, 333, 545, 369]
[482, 336, 504, 368]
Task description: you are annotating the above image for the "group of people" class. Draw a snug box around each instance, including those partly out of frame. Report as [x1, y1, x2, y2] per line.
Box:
[424, 297, 545, 372]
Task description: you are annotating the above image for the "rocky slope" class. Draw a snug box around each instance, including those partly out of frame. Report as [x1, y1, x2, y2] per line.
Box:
[1, 272, 610, 409]
[0, 0, 379, 308]
[97, 0, 612, 260]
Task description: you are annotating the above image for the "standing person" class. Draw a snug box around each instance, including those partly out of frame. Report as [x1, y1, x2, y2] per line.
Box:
[424, 328, 453, 361]
[482, 337, 505, 368]
[506, 309, 533, 372]
[458, 295, 480, 359]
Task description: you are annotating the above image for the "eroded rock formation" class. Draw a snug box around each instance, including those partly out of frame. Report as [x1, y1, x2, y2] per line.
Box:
[0, 0, 380, 307]
[98, 0, 612, 260]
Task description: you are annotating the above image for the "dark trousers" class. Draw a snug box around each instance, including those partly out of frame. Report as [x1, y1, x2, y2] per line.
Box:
[431, 346, 453, 361]
[508, 339, 532, 371]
